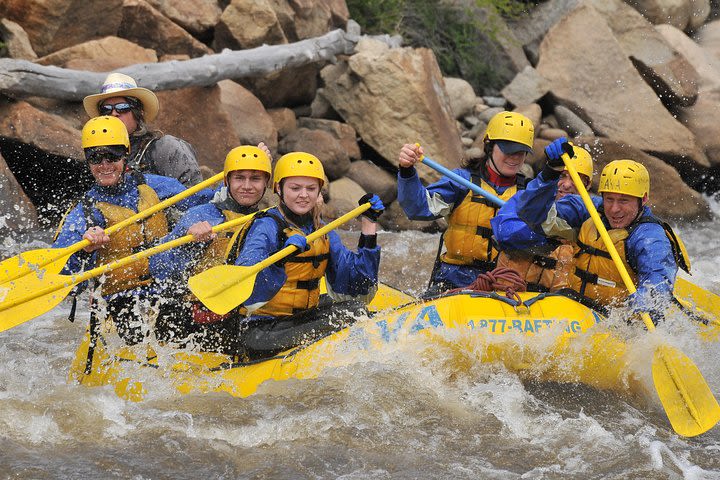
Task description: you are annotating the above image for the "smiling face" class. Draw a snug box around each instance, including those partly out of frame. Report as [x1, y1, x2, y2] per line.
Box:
[488, 144, 527, 177]
[556, 171, 591, 200]
[280, 176, 320, 216]
[227, 169, 268, 207]
[602, 192, 642, 229]
[89, 156, 125, 187]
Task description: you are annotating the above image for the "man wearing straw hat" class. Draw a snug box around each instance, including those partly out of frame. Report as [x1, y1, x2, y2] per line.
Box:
[83, 72, 203, 187]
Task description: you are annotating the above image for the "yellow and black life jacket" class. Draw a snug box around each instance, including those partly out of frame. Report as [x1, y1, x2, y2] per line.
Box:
[570, 213, 690, 305]
[252, 212, 330, 317]
[495, 242, 576, 293]
[89, 174, 168, 296]
[441, 173, 527, 271]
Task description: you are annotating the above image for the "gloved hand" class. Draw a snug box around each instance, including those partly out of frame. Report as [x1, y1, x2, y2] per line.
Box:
[544, 137, 574, 170]
[358, 193, 385, 222]
[284, 234, 309, 252]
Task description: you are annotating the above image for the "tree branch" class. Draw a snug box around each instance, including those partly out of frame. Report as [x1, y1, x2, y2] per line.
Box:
[0, 25, 399, 101]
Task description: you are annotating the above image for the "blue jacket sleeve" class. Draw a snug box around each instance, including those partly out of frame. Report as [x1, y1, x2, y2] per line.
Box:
[149, 204, 225, 281]
[491, 192, 548, 250]
[234, 217, 287, 307]
[626, 219, 678, 309]
[325, 230, 381, 297]
[397, 167, 469, 220]
[52, 203, 101, 275]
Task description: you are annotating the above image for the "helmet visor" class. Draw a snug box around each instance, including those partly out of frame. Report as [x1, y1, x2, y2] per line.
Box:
[496, 140, 532, 155]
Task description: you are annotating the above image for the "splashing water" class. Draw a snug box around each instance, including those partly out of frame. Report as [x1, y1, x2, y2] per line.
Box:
[1, 201, 720, 478]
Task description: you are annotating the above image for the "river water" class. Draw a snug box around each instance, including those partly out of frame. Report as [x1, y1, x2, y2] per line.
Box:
[1, 200, 720, 479]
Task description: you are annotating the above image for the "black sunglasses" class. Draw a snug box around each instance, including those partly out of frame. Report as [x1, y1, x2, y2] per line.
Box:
[99, 102, 133, 115]
[86, 148, 126, 165]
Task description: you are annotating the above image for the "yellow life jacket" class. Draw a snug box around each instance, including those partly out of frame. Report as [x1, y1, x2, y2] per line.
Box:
[93, 181, 168, 296]
[569, 214, 689, 305]
[253, 214, 330, 317]
[496, 243, 576, 292]
[442, 174, 524, 270]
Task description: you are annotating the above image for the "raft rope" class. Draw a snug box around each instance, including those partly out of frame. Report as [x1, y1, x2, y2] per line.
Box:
[448, 266, 527, 302]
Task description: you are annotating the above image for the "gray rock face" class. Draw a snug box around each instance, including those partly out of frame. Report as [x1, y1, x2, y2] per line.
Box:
[537, 3, 708, 168]
[320, 39, 463, 185]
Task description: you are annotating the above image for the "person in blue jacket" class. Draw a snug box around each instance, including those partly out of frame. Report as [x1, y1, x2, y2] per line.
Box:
[491, 139, 595, 292]
[150, 144, 273, 348]
[515, 140, 690, 315]
[53, 116, 213, 345]
[227, 151, 384, 358]
[397, 111, 534, 295]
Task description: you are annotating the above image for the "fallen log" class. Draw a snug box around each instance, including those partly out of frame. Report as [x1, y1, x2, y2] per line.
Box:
[0, 25, 401, 101]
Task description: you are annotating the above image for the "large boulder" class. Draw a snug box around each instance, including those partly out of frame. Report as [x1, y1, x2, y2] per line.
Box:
[214, 0, 287, 51]
[573, 136, 711, 221]
[536, 4, 708, 170]
[656, 24, 720, 92]
[154, 86, 240, 173]
[346, 160, 397, 205]
[587, 0, 699, 108]
[36, 36, 158, 67]
[678, 89, 720, 168]
[0, 18, 37, 60]
[278, 128, 350, 181]
[119, 0, 212, 57]
[624, 0, 693, 31]
[321, 38, 463, 185]
[145, 0, 221, 38]
[0, 0, 124, 56]
[0, 100, 81, 158]
[297, 117, 361, 161]
[217, 80, 278, 153]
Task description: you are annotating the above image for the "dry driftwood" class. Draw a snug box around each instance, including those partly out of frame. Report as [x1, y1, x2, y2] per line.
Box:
[0, 25, 400, 101]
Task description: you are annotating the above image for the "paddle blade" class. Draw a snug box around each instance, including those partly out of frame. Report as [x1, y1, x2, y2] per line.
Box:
[0, 248, 72, 285]
[675, 277, 720, 320]
[652, 345, 720, 437]
[0, 272, 74, 332]
[188, 265, 258, 315]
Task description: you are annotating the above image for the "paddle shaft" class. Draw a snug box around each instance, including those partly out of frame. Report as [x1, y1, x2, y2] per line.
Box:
[420, 155, 505, 207]
[0, 211, 255, 313]
[202, 203, 372, 299]
[1, 172, 223, 285]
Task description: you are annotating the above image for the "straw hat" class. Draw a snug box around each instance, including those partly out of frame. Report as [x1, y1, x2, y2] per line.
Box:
[83, 72, 160, 122]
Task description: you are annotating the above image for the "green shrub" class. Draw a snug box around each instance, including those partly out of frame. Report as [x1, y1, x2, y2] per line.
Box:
[347, 0, 536, 94]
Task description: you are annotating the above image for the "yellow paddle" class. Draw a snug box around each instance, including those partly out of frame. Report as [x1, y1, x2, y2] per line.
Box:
[189, 203, 372, 315]
[0, 210, 256, 332]
[675, 277, 720, 325]
[0, 172, 224, 287]
[560, 151, 720, 437]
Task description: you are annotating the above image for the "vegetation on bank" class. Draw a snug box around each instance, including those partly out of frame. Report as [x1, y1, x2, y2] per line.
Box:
[347, 0, 537, 94]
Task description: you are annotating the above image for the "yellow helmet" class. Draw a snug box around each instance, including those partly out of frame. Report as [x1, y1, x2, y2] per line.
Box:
[273, 152, 325, 190]
[223, 145, 272, 184]
[565, 143, 593, 179]
[598, 159, 649, 199]
[483, 111, 535, 152]
[81, 116, 130, 152]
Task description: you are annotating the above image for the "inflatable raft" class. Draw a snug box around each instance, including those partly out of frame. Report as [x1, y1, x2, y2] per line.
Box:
[68, 287, 649, 401]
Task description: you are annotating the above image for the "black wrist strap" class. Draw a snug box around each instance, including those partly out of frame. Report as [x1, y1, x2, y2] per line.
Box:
[358, 233, 377, 249]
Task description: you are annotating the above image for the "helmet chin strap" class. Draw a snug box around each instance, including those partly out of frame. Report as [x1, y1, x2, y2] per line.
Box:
[484, 142, 515, 179]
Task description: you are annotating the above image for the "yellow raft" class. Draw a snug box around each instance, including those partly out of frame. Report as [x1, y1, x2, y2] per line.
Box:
[69, 287, 651, 402]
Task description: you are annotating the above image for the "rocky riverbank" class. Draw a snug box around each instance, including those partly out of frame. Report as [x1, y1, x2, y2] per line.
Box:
[1, 0, 720, 234]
